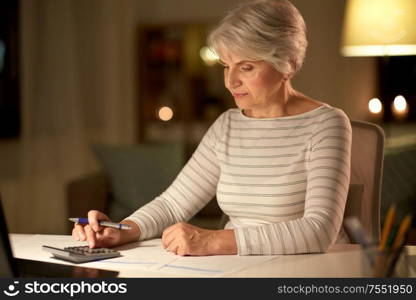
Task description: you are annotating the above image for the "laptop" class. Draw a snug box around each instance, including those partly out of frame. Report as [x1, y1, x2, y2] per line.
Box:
[0, 196, 118, 278]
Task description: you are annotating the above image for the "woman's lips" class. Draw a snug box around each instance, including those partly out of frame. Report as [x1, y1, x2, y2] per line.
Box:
[232, 93, 248, 98]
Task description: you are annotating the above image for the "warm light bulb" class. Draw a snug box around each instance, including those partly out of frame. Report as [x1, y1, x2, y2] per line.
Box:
[199, 46, 219, 66]
[158, 106, 173, 121]
[368, 98, 383, 114]
[393, 95, 407, 112]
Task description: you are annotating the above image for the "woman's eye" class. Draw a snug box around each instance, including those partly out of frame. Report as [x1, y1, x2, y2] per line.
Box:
[241, 65, 253, 71]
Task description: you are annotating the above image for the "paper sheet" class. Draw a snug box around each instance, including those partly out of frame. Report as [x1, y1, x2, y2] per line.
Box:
[158, 255, 279, 277]
[89, 239, 178, 271]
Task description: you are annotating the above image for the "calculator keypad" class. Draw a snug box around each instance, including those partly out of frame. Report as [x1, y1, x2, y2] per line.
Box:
[43, 245, 121, 263]
[64, 246, 118, 255]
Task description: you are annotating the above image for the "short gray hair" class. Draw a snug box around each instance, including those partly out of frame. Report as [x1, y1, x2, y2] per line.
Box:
[208, 0, 307, 76]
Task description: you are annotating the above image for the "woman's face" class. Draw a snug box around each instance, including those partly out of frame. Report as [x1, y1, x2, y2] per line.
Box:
[219, 49, 287, 117]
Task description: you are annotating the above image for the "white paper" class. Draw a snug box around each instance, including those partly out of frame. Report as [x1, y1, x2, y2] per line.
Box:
[158, 254, 279, 277]
[89, 239, 178, 271]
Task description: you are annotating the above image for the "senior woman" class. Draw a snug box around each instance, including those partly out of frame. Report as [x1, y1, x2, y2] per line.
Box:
[73, 0, 351, 256]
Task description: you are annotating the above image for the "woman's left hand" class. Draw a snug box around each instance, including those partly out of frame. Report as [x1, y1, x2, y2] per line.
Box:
[161, 222, 237, 256]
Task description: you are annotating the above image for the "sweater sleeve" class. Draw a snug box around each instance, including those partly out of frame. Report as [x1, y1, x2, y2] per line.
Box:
[234, 109, 352, 255]
[123, 113, 224, 240]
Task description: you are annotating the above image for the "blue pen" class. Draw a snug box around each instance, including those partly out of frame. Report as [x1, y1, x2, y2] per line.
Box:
[69, 218, 132, 230]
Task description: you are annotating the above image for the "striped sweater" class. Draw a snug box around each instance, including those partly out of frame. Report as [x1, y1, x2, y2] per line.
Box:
[125, 104, 352, 255]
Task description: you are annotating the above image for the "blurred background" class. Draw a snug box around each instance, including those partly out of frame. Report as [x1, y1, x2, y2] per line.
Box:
[0, 0, 415, 235]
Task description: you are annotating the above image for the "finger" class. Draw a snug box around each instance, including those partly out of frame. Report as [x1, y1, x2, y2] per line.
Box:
[162, 228, 179, 250]
[102, 227, 118, 239]
[162, 222, 188, 247]
[71, 228, 80, 241]
[162, 224, 183, 248]
[74, 224, 86, 241]
[167, 240, 180, 255]
[88, 210, 111, 232]
[162, 224, 177, 239]
[96, 228, 118, 247]
[161, 224, 176, 248]
[165, 232, 192, 256]
[177, 246, 189, 256]
[84, 225, 97, 248]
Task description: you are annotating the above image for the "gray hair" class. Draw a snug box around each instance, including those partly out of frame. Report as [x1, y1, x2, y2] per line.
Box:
[208, 0, 307, 76]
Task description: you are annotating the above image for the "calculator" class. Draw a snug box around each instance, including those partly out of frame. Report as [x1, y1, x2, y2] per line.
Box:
[42, 245, 121, 264]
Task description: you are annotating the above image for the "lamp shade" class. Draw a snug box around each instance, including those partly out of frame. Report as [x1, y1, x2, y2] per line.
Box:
[341, 0, 416, 56]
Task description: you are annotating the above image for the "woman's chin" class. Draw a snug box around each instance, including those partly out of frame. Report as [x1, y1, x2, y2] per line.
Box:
[234, 98, 251, 110]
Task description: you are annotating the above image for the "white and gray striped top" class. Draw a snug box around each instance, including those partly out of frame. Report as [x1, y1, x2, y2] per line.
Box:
[125, 103, 352, 255]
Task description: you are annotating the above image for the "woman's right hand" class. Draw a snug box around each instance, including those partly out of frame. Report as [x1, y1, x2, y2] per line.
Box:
[71, 210, 140, 248]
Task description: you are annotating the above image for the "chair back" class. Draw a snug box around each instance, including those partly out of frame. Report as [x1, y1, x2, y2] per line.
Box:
[345, 120, 385, 243]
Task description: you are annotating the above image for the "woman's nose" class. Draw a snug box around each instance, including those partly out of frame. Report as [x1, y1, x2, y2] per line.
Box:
[225, 69, 242, 89]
